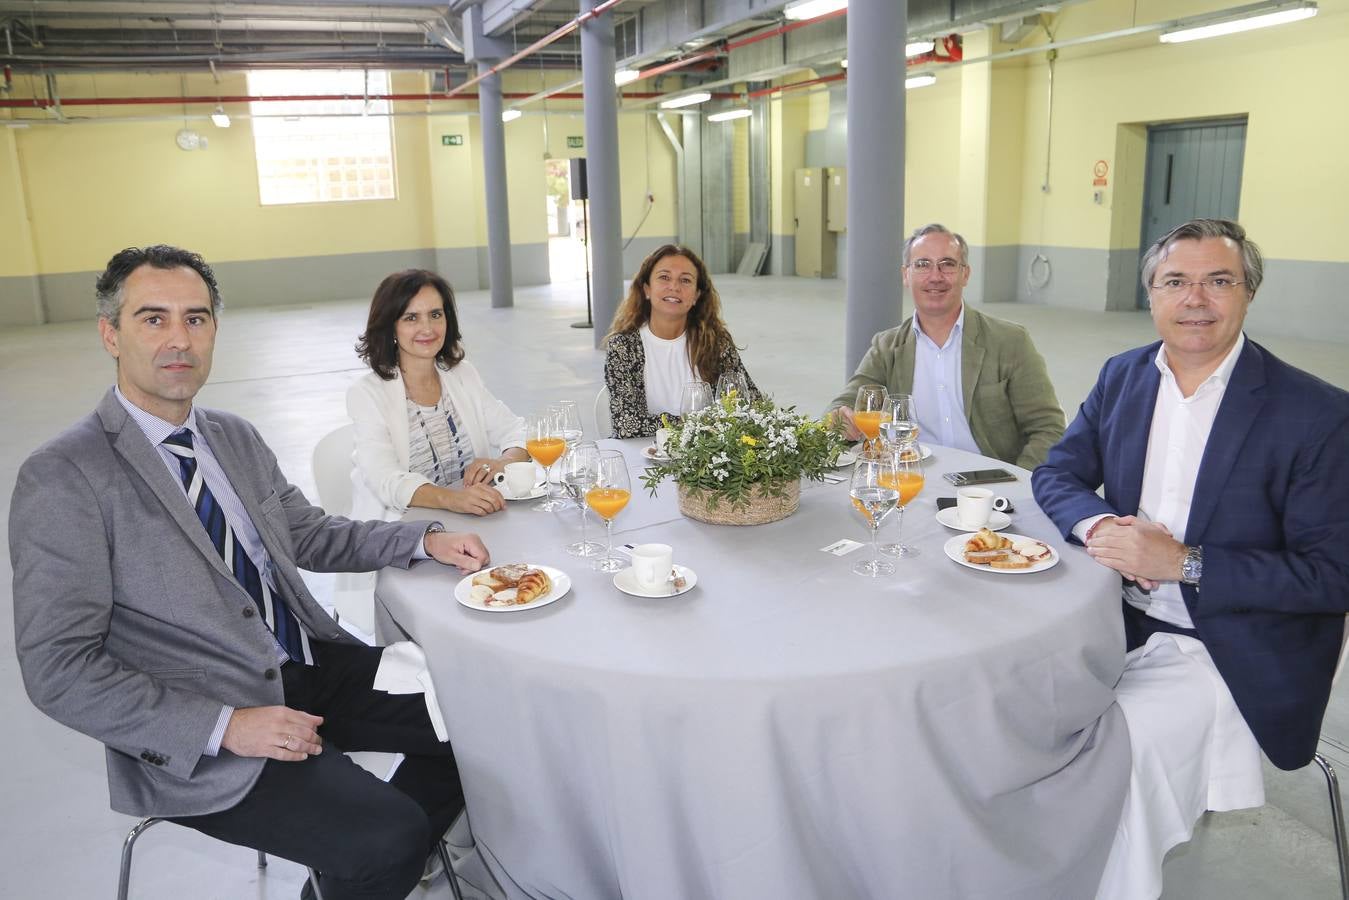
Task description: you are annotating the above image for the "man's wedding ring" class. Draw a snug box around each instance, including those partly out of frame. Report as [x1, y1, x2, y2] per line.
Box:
[481, 463, 490, 472]
[283, 736, 292, 750]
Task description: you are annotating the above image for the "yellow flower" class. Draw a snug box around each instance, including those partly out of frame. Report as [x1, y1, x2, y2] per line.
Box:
[740, 435, 758, 447]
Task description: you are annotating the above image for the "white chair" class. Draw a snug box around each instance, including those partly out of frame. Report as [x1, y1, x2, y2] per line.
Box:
[1312, 615, 1349, 900]
[593, 384, 612, 439]
[310, 424, 378, 638]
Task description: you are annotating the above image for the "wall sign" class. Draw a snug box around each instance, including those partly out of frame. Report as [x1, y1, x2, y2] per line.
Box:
[1093, 159, 1109, 186]
[567, 136, 584, 149]
[442, 134, 463, 146]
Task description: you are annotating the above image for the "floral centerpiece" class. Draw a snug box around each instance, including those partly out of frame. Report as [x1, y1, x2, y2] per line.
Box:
[641, 395, 848, 525]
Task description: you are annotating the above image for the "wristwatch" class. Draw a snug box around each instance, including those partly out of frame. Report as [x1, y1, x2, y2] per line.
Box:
[424, 522, 446, 538]
[1180, 545, 1203, 586]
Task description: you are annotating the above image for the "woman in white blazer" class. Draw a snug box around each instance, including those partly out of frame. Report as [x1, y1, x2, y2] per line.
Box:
[348, 269, 528, 520]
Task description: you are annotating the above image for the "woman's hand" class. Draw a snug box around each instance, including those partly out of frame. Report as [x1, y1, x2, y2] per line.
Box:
[462, 451, 530, 487]
[443, 483, 505, 516]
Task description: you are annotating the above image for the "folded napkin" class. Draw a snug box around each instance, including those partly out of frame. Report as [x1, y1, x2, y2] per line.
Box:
[373, 641, 449, 742]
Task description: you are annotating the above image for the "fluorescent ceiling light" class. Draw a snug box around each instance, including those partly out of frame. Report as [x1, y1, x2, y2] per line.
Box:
[783, 0, 847, 21]
[614, 68, 640, 86]
[501, 109, 522, 122]
[841, 57, 847, 68]
[707, 108, 753, 122]
[210, 105, 230, 128]
[660, 91, 712, 109]
[905, 40, 935, 57]
[1160, 1, 1316, 44]
[905, 73, 937, 90]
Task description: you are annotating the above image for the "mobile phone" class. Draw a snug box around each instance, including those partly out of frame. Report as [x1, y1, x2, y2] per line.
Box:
[942, 468, 1017, 486]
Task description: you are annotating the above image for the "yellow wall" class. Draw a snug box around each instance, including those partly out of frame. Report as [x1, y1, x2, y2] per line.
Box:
[3, 67, 680, 288]
[1017, 0, 1349, 262]
[769, 76, 812, 237]
[0, 129, 39, 279]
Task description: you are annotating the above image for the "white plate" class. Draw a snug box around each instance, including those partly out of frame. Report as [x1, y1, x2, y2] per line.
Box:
[500, 484, 548, 501]
[642, 445, 672, 462]
[455, 564, 571, 612]
[613, 564, 698, 598]
[835, 443, 932, 467]
[942, 532, 1059, 575]
[936, 507, 1012, 532]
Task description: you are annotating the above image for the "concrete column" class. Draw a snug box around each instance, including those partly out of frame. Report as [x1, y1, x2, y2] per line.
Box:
[580, 0, 623, 345]
[843, 1, 905, 378]
[477, 63, 514, 308]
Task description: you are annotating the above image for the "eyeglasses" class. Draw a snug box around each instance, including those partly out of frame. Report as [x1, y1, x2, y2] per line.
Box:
[907, 258, 964, 275]
[1150, 277, 1248, 298]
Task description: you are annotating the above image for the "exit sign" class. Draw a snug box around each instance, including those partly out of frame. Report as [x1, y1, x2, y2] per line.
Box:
[567, 136, 583, 149]
[442, 134, 463, 146]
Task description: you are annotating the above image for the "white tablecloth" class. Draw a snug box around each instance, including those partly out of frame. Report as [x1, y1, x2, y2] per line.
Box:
[376, 441, 1129, 900]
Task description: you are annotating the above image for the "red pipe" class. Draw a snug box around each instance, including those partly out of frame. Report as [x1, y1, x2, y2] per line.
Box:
[746, 71, 846, 100]
[445, 0, 626, 100]
[724, 6, 847, 52]
[0, 89, 736, 109]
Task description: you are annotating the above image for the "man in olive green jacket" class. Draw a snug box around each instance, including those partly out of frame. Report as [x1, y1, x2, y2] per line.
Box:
[828, 224, 1065, 470]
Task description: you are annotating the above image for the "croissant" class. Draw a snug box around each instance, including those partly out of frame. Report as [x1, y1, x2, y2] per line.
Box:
[964, 528, 1009, 553]
[514, 569, 552, 604]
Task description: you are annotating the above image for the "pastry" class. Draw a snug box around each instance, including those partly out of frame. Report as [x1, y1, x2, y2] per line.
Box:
[990, 553, 1032, 570]
[964, 528, 1011, 553]
[514, 569, 552, 604]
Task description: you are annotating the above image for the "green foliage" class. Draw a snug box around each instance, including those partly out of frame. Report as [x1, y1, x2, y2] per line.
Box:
[641, 396, 848, 511]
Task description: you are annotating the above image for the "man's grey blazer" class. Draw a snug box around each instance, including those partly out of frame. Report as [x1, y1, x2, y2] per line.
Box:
[11, 388, 431, 818]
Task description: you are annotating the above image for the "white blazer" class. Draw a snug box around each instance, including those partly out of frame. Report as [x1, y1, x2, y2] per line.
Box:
[346, 361, 526, 521]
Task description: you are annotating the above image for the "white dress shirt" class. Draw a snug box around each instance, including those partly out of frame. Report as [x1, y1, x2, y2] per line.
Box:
[1072, 334, 1246, 628]
[910, 307, 980, 454]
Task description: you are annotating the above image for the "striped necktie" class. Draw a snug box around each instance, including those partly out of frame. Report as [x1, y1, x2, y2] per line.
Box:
[163, 429, 311, 664]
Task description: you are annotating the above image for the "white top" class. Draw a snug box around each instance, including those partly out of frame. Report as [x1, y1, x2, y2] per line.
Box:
[1073, 334, 1246, 628]
[346, 360, 526, 520]
[911, 306, 980, 455]
[640, 324, 697, 417]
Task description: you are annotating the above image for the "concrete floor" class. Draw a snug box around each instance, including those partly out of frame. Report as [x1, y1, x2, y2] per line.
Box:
[2, 273, 1347, 899]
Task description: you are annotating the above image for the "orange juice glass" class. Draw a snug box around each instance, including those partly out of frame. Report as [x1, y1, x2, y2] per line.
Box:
[591, 450, 631, 572]
[879, 447, 923, 559]
[585, 487, 631, 520]
[527, 437, 567, 468]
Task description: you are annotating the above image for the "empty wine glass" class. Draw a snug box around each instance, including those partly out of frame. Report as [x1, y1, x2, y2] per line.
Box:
[556, 400, 584, 449]
[561, 442, 604, 557]
[526, 410, 567, 512]
[586, 450, 631, 572]
[879, 441, 924, 558]
[680, 381, 714, 417]
[853, 384, 889, 451]
[850, 453, 899, 577]
[716, 371, 749, 405]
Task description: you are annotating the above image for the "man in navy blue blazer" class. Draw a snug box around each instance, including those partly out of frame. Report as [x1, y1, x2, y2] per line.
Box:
[1033, 219, 1349, 898]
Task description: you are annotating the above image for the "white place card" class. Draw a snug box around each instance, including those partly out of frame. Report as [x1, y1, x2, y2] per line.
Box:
[820, 539, 864, 556]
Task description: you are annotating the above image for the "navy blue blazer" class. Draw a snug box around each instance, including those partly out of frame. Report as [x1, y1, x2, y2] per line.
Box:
[1033, 337, 1349, 770]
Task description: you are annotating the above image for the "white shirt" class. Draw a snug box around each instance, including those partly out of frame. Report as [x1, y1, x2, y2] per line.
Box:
[1073, 334, 1246, 628]
[640, 324, 697, 416]
[910, 307, 980, 454]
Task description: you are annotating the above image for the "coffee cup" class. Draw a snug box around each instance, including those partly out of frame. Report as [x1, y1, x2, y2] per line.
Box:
[655, 427, 672, 455]
[630, 543, 674, 591]
[503, 461, 538, 498]
[956, 486, 995, 529]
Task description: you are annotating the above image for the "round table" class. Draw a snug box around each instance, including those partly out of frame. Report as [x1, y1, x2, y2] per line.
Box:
[376, 441, 1129, 900]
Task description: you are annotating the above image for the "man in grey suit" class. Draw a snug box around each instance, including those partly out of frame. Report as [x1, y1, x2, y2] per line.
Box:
[11, 245, 490, 900]
[828, 223, 1065, 469]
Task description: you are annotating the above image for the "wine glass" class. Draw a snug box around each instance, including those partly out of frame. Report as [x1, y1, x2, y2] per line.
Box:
[853, 384, 890, 451]
[881, 394, 919, 448]
[879, 441, 924, 558]
[561, 442, 604, 557]
[716, 371, 749, 405]
[849, 453, 899, 577]
[680, 381, 714, 417]
[586, 450, 631, 572]
[526, 411, 568, 512]
[555, 400, 584, 450]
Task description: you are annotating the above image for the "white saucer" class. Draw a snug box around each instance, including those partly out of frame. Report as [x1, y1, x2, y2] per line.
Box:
[642, 445, 672, 463]
[836, 443, 932, 467]
[500, 484, 548, 501]
[613, 564, 698, 597]
[936, 507, 1011, 531]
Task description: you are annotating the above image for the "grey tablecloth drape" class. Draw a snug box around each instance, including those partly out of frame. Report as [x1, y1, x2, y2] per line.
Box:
[376, 441, 1129, 900]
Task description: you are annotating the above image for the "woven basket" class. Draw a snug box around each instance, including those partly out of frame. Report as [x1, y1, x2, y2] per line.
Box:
[676, 479, 800, 526]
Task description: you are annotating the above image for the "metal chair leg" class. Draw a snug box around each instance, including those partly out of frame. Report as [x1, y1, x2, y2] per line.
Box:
[117, 817, 164, 900]
[1315, 752, 1349, 900]
[307, 867, 326, 900]
[438, 839, 463, 900]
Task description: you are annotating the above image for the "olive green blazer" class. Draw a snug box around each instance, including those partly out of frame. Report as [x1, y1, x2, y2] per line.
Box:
[827, 306, 1065, 469]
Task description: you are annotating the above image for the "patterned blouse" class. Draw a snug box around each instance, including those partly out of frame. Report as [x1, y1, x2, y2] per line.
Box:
[406, 395, 476, 486]
[603, 329, 761, 439]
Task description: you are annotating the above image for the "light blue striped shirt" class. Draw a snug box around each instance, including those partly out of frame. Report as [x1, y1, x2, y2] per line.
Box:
[911, 307, 981, 455]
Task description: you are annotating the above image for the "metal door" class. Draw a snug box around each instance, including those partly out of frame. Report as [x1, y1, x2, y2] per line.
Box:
[1137, 118, 1247, 308]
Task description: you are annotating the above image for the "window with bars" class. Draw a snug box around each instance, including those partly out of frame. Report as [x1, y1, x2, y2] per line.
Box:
[247, 70, 396, 206]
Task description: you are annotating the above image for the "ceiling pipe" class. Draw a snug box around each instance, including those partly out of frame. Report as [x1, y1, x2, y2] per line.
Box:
[746, 70, 846, 100]
[443, 0, 627, 100]
[0, 89, 727, 110]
